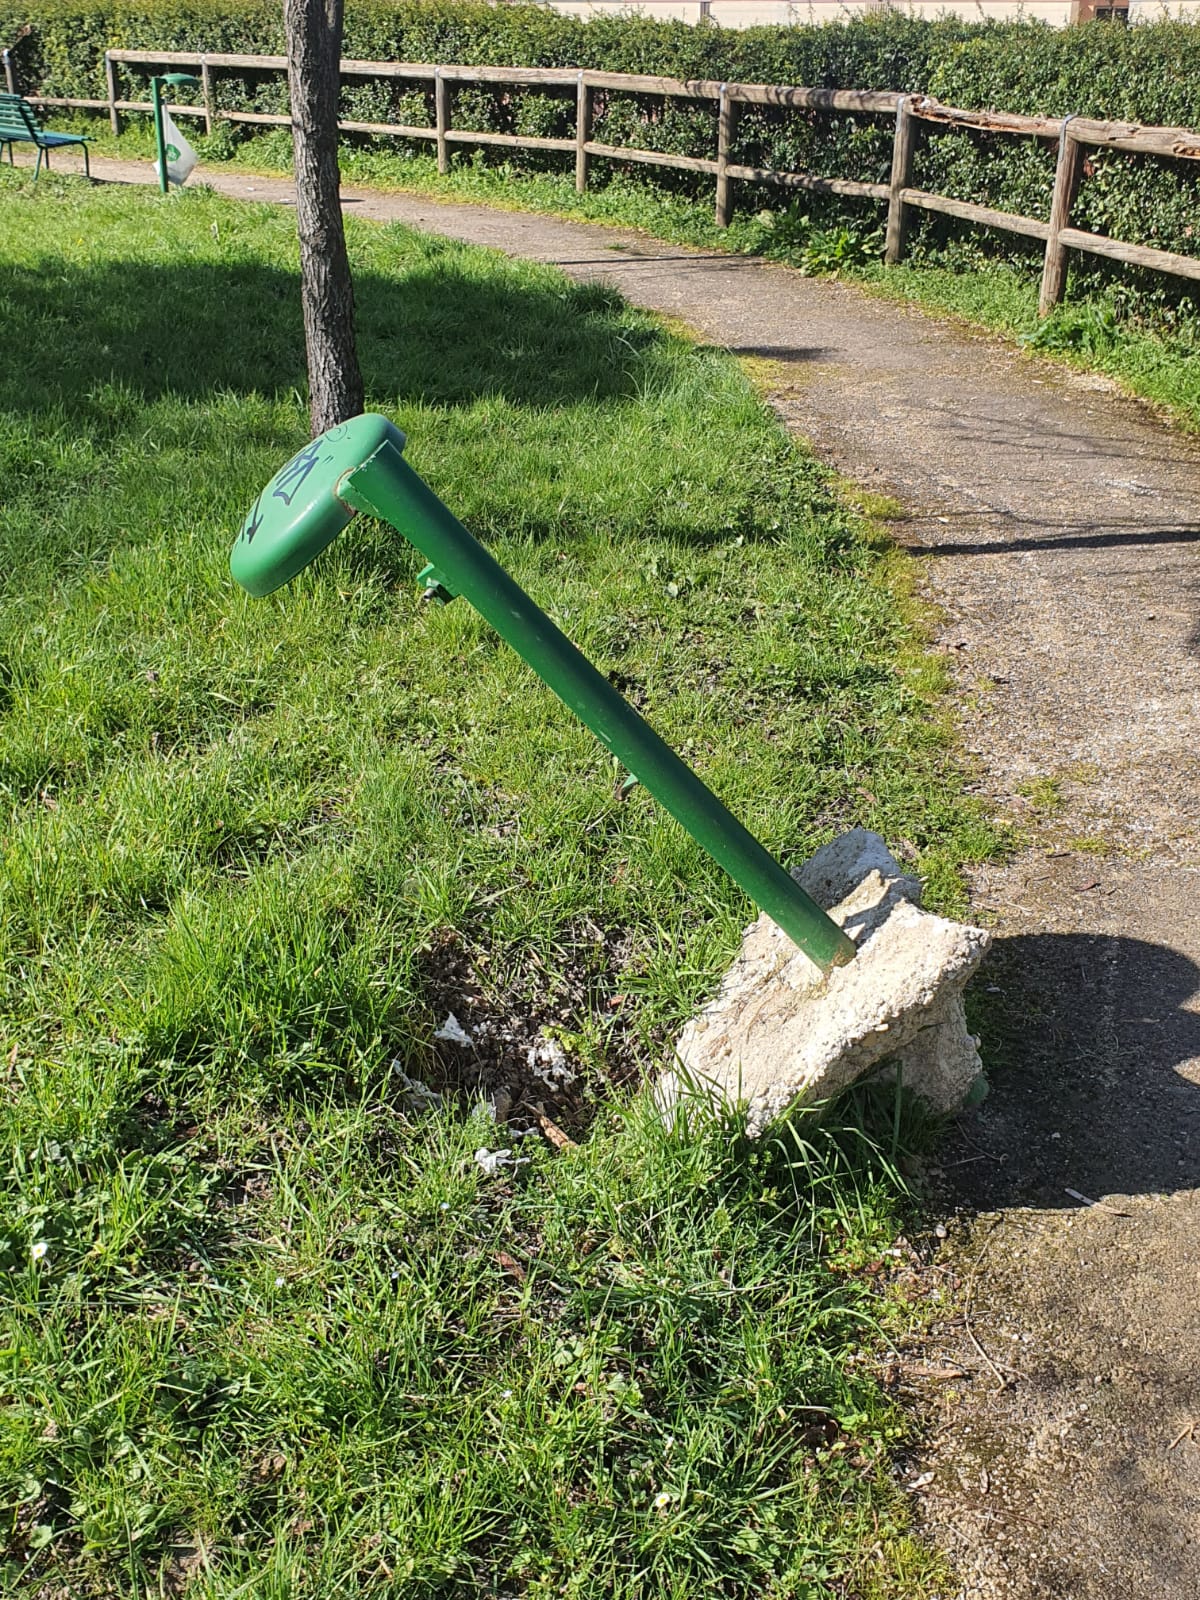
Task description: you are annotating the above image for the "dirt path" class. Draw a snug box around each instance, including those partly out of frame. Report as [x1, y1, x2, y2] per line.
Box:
[87, 156, 1200, 1598]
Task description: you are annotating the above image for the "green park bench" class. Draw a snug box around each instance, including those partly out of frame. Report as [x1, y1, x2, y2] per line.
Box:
[0, 92, 91, 180]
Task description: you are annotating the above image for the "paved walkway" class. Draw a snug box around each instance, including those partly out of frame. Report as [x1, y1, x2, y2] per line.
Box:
[86, 155, 1200, 1598]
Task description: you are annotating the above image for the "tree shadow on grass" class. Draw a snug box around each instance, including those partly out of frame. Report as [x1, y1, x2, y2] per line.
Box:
[1, 246, 695, 594]
[0, 253, 661, 421]
[4, 241, 790, 605]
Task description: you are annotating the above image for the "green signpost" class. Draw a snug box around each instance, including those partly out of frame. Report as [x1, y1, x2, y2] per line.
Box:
[231, 415, 857, 973]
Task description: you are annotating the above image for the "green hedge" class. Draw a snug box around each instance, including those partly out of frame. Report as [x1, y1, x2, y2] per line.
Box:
[5, 2, 1200, 305]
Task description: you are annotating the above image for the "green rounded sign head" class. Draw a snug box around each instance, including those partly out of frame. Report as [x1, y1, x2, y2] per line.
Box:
[230, 413, 406, 597]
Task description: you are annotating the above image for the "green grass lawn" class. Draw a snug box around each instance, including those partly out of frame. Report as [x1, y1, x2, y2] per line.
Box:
[80, 112, 1200, 432]
[0, 170, 991, 1597]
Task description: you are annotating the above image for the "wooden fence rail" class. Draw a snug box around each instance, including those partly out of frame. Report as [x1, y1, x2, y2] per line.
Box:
[25, 48, 1200, 315]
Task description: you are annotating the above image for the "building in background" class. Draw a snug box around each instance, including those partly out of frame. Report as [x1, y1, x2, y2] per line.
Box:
[546, 0, 1199, 29]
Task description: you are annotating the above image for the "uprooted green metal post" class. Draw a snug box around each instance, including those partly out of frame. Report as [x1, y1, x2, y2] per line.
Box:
[230, 414, 856, 973]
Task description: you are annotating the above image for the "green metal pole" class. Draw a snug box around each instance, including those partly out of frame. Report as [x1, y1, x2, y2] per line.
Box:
[151, 73, 199, 193]
[151, 76, 168, 194]
[231, 416, 856, 973]
[341, 446, 856, 968]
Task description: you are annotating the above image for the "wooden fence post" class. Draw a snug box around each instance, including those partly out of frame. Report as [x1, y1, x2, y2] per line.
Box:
[885, 95, 915, 265]
[201, 57, 214, 135]
[575, 71, 591, 194]
[1039, 115, 1084, 316]
[105, 51, 120, 136]
[435, 67, 449, 175]
[715, 84, 737, 227]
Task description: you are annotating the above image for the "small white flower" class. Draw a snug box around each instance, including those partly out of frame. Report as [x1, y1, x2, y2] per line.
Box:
[653, 1491, 673, 1511]
[439, 1202, 450, 1212]
[501, 1389, 513, 1400]
[274, 1276, 285, 1288]
[30, 1241, 49, 1263]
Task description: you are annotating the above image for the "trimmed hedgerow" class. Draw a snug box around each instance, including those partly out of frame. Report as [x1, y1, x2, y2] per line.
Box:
[4, 3, 1200, 311]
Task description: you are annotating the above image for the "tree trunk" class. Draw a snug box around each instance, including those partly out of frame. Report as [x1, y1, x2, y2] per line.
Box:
[283, 0, 364, 437]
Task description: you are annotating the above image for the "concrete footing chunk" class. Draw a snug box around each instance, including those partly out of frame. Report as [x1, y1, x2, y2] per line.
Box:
[660, 828, 991, 1136]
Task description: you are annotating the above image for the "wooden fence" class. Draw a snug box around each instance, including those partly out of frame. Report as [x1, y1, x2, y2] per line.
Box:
[22, 47, 1200, 315]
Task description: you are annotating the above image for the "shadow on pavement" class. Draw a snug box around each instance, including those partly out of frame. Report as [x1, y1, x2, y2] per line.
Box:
[953, 931, 1200, 1209]
[725, 344, 839, 362]
[916, 525, 1200, 558]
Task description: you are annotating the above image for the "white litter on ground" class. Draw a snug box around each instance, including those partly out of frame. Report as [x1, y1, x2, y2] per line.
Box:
[526, 1034, 576, 1090]
[434, 1012, 473, 1047]
[388, 1064, 444, 1116]
[474, 1147, 531, 1177]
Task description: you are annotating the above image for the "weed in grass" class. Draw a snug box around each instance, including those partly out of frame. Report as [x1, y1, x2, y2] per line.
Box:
[1064, 835, 1110, 856]
[837, 489, 908, 528]
[1064, 761, 1101, 785]
[756, 202, 884, 278]
[0, 170, 988, 1597]
[1024, 300, 1120, 359]
[1016, 775, 1065, 814]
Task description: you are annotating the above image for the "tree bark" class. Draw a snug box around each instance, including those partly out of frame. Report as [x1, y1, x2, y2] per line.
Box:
[283, 0, 364, 437]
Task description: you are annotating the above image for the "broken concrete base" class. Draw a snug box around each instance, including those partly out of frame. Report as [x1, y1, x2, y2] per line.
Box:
[659, 828, 991, 1137]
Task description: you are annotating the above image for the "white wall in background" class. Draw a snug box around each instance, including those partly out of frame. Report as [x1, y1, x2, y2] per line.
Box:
[547, 0, 1089, 31]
